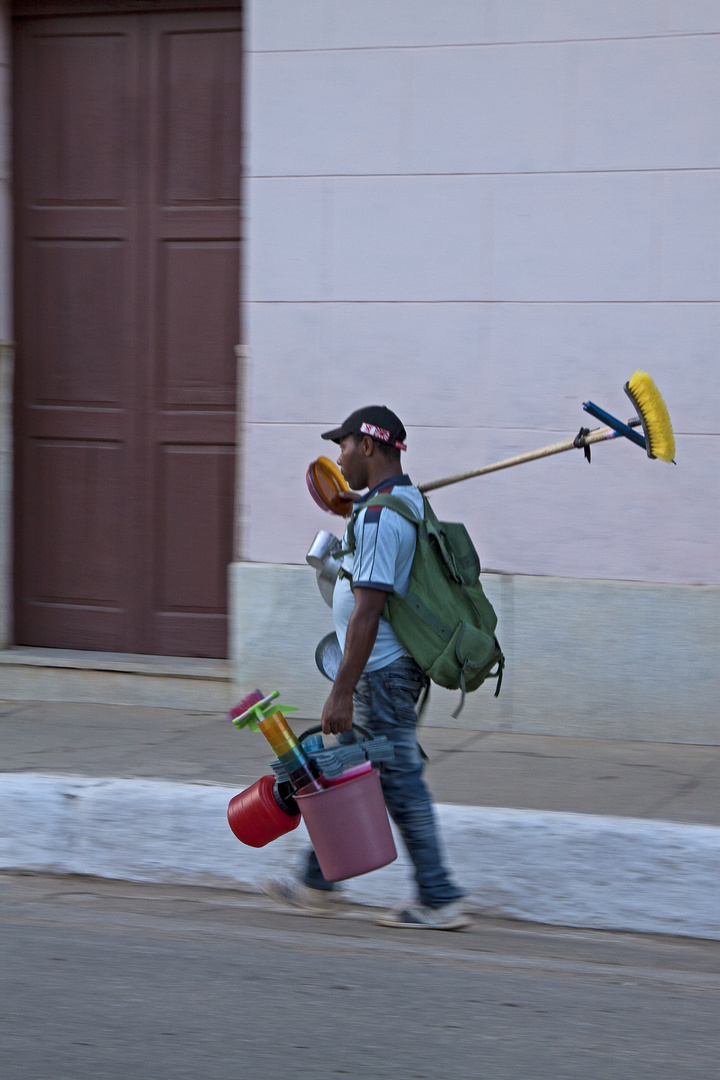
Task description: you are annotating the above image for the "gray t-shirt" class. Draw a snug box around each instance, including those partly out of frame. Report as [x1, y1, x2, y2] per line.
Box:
[332, 475, 424, 672]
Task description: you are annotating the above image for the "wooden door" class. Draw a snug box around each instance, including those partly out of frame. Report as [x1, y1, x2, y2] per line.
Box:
[13, 4, 242, 657]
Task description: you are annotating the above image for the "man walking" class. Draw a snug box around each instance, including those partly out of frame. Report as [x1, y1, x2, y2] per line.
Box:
[264, 406, 468, 930]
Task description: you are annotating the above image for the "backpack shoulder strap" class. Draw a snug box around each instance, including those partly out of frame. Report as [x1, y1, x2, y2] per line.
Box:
[344, 492, 423, 555]
[361, 492, 423, 524]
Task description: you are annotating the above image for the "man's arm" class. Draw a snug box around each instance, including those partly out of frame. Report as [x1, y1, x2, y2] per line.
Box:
[320, 586, 388, 735]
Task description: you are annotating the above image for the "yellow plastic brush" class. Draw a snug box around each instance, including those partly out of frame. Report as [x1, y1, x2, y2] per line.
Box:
[624, 370, 676, 463]
[418, 372, 676, 493]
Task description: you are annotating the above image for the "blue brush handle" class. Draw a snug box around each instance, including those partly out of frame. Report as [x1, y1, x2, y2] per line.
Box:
[583, 402, 647, 451]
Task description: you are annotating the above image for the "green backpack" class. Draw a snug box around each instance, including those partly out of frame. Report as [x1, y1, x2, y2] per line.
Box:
[345, 493, 505, 717]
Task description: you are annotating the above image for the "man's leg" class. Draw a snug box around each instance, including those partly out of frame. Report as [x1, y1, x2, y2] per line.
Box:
[262, 820, 341, 911]
[299, 727, 355, 892]
[355, 657, 464, 909]
[301, 847, 336, 891]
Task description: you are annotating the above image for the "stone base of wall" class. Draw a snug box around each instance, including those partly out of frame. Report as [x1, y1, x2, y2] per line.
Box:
[229, 562, 720, 744]
[0, 648, 234, 711]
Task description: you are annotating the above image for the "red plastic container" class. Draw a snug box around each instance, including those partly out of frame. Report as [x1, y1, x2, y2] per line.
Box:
[295, 767, 397, 881]
[227, 775, 301, 848]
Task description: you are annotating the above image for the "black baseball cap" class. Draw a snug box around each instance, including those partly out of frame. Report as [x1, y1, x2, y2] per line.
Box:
[321, 405, 407, 452]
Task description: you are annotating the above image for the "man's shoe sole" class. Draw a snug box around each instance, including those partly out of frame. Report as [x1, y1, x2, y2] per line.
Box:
[260, 879, 339, 915]
[375, 910, 471, 931]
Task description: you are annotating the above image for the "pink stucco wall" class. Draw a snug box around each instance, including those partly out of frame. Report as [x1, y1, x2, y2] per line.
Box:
[242, 2, 719, 585]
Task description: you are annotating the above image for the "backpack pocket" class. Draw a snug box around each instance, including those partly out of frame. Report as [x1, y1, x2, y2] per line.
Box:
[426, 620, 497, 692]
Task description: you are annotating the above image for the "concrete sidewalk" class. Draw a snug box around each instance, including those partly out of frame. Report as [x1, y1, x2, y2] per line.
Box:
[3, 699, 720, 822]
[2, 699, 720, 939]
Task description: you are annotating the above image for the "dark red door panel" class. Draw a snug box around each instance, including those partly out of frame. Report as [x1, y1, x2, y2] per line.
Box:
[14, 7, 241, 656]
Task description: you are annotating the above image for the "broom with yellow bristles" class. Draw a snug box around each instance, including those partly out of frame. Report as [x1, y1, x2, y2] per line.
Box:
[418, 371, 676, 494]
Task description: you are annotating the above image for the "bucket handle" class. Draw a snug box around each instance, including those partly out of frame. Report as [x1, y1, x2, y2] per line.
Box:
[299, 723, 374, 744]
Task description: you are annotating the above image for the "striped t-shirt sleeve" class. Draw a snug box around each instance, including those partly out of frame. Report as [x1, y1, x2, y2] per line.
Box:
[352, 503, 403, 592]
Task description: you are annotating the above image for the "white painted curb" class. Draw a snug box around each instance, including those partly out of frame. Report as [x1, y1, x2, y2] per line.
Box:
[2, 773, 719, 940]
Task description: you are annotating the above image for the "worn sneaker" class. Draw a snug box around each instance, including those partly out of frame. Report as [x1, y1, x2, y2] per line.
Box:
[375, 901, 471, 931]
[259, 878, 343, 915]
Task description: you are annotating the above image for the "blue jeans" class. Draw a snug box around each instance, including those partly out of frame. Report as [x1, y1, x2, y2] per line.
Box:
[303, 655, 464, 908]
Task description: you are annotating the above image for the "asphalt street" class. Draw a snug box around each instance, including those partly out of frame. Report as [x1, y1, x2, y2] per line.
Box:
[2, 873, 720, 1080]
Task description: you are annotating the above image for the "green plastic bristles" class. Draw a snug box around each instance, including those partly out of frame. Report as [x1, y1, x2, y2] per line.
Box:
[228, 690, 298, 732]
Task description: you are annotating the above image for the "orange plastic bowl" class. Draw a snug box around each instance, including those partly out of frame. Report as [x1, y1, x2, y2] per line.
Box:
[306, 456, 351, 517]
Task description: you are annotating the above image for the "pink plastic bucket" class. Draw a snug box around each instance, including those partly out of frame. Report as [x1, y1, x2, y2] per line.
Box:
[295, 767, 397, 881]
[322, 761, 373, 786]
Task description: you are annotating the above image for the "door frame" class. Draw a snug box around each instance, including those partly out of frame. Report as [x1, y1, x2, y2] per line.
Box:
[12, 2, 241, 15]
[6, 0, 245, 656]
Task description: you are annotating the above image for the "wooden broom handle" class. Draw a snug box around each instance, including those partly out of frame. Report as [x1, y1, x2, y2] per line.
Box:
[418, 425, 620, 494]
